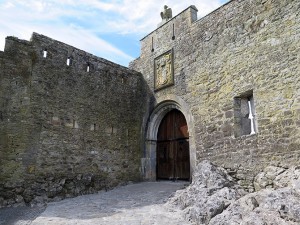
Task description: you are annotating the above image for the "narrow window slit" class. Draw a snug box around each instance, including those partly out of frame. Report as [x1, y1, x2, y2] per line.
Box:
[151, 37, 154, 52]
[90, 123, 96, 131]
[247, 98, 256, 135]
[172, 24, 175, 40]
[43, 49, 47, 58]
[67, 57, 71, 66]
[72, 119, 79, 129]
[121, 76, 127, 84]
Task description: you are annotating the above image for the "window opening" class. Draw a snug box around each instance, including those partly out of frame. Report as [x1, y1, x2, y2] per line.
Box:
[172, 24, 175, 40]
[234, 92, 256, 137]
[90, 123, 96, 131]
[43, 49, 47, 58]
[247, 98, 256, 135]
[73, 119, 79, 128]
[151, 36, 154, 52]
[67, 57, 71, 66]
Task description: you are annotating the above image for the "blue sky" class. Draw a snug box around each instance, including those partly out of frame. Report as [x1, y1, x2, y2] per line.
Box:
[0, 0, 229, 66]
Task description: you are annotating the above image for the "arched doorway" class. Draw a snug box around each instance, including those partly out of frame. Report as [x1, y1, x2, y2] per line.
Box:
[156, 109, 190, 180]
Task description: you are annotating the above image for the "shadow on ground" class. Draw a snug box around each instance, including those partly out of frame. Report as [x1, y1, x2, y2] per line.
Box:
[0, 205, 46, 225]
[0, 181, 190, 225]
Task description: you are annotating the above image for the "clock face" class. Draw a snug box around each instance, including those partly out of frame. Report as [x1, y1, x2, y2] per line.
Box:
[154, 50, 174, 91]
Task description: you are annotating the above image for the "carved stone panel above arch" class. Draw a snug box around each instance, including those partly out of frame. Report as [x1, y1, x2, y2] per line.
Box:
[154, 49, 174, 91]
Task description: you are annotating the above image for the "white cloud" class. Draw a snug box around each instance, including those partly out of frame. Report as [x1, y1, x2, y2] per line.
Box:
[93, 0, 224, 34]
[3, 1, 14, 9]
[0, 0, 227, 66]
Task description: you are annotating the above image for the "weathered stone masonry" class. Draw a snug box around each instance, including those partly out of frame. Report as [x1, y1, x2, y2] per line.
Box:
[0, 0, 299, 208]
[130, 0, 300, 191]
[0, 33, 148, 207]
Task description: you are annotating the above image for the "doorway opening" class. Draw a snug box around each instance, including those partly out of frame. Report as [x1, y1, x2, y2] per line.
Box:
[156, 109, 190, 180]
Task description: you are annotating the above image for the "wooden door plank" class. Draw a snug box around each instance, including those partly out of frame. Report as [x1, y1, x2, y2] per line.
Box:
[156, 109, 190, 180]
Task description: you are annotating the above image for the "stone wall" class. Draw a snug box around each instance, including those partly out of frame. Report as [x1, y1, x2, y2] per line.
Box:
[130, 0, 300, 191]
[0, 0, 299, 207]
[0, 33, 148, 207]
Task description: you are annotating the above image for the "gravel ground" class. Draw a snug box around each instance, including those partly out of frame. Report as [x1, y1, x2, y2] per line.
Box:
[0, 181, 191, 225]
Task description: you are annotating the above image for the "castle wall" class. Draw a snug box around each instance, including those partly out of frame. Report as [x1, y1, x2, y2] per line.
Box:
[0, 33, 147, 207]
[130, 0, 300, 191]
[0, 0, 299, 207]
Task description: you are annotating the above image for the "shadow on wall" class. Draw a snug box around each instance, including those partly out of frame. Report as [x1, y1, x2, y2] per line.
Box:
[0, 32, 154, 208]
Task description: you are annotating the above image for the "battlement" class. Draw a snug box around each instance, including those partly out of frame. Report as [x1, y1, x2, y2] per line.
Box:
[30, 33, 134, 74]
[3, 32, 138, 79]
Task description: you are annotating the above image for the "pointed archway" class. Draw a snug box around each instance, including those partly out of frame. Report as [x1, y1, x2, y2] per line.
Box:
[142, 97, 196, 181]
[156, 109, 190, 180]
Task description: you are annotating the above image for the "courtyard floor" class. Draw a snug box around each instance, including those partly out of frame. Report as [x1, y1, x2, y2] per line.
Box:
[0, 181, 192, 225]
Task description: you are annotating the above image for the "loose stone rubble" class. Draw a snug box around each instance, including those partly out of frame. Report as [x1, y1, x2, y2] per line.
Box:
[167, 161, 300, 225]
[254, 166, 300, 191]
[210, 187, 300, 225]
[166, 160, 246, 224]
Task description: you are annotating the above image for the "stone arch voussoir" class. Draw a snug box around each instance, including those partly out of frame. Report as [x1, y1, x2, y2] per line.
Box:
[142, 95, 196, 181]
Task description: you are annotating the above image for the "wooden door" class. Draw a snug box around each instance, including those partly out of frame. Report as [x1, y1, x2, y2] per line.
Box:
[157, 109, 190, 180]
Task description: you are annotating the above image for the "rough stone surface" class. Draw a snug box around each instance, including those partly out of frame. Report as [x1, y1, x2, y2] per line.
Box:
[210, 187, 300, 225]
[0, 33, 149, 207]
[130, 0, 300, 190]
[274, 167, 300, 189]
[254, 166, 286, 191]
[167, 161, 300, 225]
[166, 161, 246, 224]
[254, 166, 300, 191]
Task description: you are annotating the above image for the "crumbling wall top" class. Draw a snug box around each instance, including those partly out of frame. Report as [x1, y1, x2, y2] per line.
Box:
[30, 32, 135, 73]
